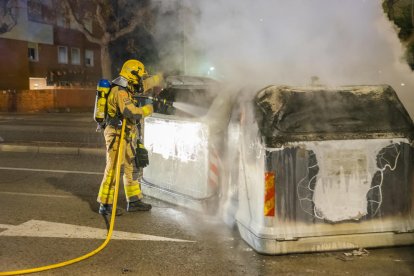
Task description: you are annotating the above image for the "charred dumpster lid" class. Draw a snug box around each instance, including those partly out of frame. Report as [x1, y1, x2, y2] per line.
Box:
[255, 85, 414, 146]
[156, 75, 220, 117]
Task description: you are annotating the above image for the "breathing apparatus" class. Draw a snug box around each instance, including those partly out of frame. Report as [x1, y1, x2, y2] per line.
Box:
[93, 79, 111, 131]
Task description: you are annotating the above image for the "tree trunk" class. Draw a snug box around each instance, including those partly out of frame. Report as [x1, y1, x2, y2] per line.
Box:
[100, 44, 112, 79]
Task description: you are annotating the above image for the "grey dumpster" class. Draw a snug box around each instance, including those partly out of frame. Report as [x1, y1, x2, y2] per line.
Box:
[141, 76, 231, 213]
[234, 84, 414, 254]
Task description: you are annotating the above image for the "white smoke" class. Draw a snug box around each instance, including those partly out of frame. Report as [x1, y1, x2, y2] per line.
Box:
[154, 0, 414, 118]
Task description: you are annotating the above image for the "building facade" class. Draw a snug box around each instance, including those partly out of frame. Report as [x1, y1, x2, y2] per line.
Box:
[0, 0, 101, 90]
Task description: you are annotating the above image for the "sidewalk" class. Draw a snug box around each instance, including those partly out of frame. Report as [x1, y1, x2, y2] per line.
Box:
[0, 112, 105, 156]
[0, 142, 105, 156]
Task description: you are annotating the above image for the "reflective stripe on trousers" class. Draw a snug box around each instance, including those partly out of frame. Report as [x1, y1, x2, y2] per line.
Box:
[97, 125, 142, 204]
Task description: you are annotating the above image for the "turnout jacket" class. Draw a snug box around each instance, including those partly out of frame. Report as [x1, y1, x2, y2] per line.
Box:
[106, 85, 153, 128]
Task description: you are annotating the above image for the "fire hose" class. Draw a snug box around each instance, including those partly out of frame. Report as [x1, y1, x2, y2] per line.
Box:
[0, 119, 127, 276]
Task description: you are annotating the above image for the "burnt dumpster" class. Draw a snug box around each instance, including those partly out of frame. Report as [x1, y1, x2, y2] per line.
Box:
[234, 84, 414, 254]
[141, 76, 232, 212]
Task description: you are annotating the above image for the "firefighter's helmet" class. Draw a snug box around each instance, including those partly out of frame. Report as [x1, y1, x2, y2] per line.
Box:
[119, 59, 146, 85]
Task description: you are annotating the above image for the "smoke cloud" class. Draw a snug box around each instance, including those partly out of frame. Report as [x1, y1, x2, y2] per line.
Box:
[154, 0, 414, 118]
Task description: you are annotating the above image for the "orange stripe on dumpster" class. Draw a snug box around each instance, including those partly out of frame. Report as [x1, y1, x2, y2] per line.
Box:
[208, 147, 220, 191]
[264, 172, 275, 217]
[210, 162, 219, 176]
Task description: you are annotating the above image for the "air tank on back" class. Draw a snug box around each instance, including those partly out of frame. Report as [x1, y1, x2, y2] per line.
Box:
[93, 79, 111, 131]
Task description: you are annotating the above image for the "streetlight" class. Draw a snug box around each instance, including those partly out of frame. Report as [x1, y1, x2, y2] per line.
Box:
[207, 66, 215, 75]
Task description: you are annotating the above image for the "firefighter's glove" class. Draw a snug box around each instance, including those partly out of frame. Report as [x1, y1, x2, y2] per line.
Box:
[135, 141, 149, 168]
[142, 104, 153, 117]
[96, 122, 106, 132]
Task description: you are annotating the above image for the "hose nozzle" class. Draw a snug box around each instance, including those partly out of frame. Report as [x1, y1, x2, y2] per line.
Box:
[134, 95, 173, 107]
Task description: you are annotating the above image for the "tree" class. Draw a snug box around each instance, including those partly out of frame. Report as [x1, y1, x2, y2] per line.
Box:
[60, 0, 154, 79]
[384, 0, 400, 20]
[109, 26, 158, 76]
[0, 0, 16, 34]
[383, 0, 414, 69]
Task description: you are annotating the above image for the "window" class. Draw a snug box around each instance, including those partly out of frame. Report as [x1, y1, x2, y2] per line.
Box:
[56, 14, 69, 28]
[27, 0, 42, 22]
[55, 7, 69, 28]
[85, 50, 94, 67]
[28, 42, 38, 61]
[58, 46, 68, 64]
[71, 48, 80, 65]
[28, 0, 54, 24]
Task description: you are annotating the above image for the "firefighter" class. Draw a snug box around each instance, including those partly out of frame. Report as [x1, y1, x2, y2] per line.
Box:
[97, 59, 153, 215]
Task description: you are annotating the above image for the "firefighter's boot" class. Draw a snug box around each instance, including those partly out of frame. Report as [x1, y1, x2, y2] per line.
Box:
[127, 199, 152, 212]
[99, 204, 124, 216]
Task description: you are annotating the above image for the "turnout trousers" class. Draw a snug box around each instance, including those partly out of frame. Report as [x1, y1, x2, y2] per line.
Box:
[97, 125, 143, 204]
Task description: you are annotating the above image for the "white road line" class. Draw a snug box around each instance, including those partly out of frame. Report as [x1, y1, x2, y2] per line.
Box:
[0, 191, 75, 199]
[0, 166, 102, 175]
[0, 220, 193, 242]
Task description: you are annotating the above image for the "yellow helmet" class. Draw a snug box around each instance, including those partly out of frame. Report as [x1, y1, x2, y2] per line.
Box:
[119, 59, 146, 84]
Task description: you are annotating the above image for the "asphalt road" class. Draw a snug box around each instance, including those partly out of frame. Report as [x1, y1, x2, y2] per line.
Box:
[0, 112, 104, 148]
[0, 113, 413, 275]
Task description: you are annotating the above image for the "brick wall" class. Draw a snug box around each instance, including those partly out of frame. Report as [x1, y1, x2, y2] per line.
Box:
[0, 88, 95, 112]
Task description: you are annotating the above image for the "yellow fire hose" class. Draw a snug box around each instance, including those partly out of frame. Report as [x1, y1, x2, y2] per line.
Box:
[0, 119, 127, 276]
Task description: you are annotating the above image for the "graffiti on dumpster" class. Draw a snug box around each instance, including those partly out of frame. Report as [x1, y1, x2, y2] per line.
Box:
[366, 143, 400, 217]
[145, 119, 208, 162]
[271, 140, 414, 223]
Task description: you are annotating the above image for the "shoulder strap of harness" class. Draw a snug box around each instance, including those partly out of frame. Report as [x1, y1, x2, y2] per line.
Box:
[105, 84, 125, 127]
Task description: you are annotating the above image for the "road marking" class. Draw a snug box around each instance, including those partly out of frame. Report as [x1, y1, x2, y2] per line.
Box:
[0, 220, 193, 242]
[0, 166, 102, 175]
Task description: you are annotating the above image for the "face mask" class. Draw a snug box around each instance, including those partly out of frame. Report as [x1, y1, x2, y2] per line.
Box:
[127, 76, 143, 94]
[134, 78, 144, 94]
